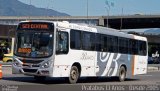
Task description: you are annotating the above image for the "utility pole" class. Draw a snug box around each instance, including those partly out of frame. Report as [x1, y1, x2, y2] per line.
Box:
[105, 6, 110, 28]
[105, 0, 110, 28]
[105, 0, 114, 28]
[87, 0, 89, 24]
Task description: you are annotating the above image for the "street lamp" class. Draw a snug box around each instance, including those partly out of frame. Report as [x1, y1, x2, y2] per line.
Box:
[104, 6, 110, 28]
[105, 0, 114, 28]
[105, 0, 111, 28]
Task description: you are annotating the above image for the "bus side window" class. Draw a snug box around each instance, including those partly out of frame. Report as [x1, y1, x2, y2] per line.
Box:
[138, 41, 147, 56]
[56, 31, 69, 54]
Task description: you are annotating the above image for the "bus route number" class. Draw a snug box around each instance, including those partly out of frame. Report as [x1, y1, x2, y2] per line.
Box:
[18, 48, 31, 53]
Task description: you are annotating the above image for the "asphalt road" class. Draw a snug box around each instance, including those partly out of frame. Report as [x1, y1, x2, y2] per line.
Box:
[0, 67, 160, 91]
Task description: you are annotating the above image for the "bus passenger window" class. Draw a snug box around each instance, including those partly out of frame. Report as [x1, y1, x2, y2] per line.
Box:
[70, 30, 81, 49]
[138, 41, 147, 56]
[56, 31, 68, 54]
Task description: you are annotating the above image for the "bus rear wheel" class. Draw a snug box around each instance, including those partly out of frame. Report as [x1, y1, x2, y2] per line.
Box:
[68, 66, 79, 84]
[119, 66, 126, 82]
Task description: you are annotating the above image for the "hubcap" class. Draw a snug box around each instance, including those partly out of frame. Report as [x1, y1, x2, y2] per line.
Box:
[71, 70, 77, 80]
[120, 70, 125, 80]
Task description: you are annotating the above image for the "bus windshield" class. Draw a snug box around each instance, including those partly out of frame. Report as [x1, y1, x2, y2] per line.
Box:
[15, 32, 53, 58]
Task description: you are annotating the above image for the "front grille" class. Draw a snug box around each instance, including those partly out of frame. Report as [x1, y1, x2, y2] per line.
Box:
[21, 59, 43, 64]
[23, 69, 37, 73]
[32, 64, 40, 67]
[23, 64, 40, 67]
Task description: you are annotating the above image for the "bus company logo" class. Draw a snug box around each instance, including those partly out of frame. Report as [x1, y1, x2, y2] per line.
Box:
[96, 52, 121, 76]
[21, 24, 49, 29]
[81, 52, 95, 60]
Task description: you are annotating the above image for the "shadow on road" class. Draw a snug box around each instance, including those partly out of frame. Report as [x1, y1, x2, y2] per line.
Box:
[2, 76, 140, 84]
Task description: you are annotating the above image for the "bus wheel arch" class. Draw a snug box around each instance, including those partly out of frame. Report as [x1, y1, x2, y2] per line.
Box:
[68, 62, 81, 84]
[118, 64, 127, 82]
[72, 62, 81, 75]
[120, 64, 127, 72]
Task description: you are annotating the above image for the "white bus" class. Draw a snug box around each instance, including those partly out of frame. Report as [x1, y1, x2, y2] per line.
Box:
[13, 21, 148, 84]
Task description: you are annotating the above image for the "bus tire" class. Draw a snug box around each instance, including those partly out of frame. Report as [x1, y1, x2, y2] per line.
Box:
[34, 76, 46, 81]
[119, 66, 126, 82]
[68, 66, 79, 84]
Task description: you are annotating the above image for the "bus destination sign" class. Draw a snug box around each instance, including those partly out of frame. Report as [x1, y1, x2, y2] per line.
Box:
[21, 24, 48, 29]
[18, 22, 54, 30]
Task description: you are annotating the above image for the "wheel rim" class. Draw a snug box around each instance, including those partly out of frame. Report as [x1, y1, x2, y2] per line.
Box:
[120, 69, 125, 80]
[71, 69, 77, 80]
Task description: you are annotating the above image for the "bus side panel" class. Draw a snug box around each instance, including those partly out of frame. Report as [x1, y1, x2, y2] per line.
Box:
[52, 54, 71, 77]
[95, 52, 132, 77]
[52, 50, 96, 77]
[132, 36, 148, 75]
[79, 51, 96, 77]
[133, 55, 148, 75]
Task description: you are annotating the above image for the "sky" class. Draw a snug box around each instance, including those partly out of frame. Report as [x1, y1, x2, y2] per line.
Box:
[18, 0, 160, 16]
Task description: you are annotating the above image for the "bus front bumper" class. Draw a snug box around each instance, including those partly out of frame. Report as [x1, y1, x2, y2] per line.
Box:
[13, 64, 52, 76]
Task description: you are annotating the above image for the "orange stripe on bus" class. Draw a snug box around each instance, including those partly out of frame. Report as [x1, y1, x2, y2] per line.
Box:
[132, 56, 135, 76]
[131, 35, 136, 76]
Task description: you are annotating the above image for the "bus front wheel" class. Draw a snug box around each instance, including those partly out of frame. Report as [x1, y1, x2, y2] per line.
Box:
[68, 66, 79, 84]
[119, 66, 126, 82]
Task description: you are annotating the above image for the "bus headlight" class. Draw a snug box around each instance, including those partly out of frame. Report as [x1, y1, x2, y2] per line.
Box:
[13, 60, 22, 67]
[41, 61, 50, 68]
[13, 62, 22, 67]
[13, 57, 23, 67]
